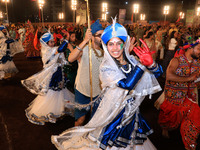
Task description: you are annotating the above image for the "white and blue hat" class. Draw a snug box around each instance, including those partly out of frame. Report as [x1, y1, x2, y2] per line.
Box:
[101, 17, 128, 44]
[0, 25, 6, 31]
[40, 32, 54, 44]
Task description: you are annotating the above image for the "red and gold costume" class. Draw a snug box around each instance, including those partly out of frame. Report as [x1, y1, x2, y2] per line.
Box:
[159, 54, 200, 150]
[23, 26, 40, 58]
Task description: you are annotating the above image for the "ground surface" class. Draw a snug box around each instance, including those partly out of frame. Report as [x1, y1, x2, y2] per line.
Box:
[0, 52, 199, 150]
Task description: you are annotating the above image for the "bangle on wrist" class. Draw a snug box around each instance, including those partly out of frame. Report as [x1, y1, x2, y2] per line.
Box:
[64, 39, 69, 43]
[76, 46, 83, 51]
[148, 61, 156, 68]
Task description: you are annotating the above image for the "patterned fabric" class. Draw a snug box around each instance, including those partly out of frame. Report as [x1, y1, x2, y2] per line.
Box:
[160, 98, 200, 149]
[159, 54, 200, 150]
[165, 54, 199, 104]
[100, 107, 153, 150]
[49, 66, 69, 91]
[180, 101, 200, 150]
[23, 31, 40, 58]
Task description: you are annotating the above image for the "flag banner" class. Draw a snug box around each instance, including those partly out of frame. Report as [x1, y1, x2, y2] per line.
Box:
[176, 17, 181, 22]
[186, 9, 194, 23]
[76, 2, 87, 25]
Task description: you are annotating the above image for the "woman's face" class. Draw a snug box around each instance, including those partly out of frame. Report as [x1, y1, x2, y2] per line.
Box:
[70, 33, 76, 42]
[47, 39, 55, 47]
[50, 28, 54, 33]
[174, 32, 178, 38]
[107, 37, 124, 60]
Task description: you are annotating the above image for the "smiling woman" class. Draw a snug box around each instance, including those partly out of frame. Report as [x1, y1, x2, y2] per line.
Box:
[51, 17, 163, 150]
[21, 32, 75, 125]
[0, 25, 24, 80]
[107, 37, 124, 63]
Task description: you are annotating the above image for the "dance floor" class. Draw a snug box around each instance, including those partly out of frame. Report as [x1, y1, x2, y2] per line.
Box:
[0, 52, 199, 150]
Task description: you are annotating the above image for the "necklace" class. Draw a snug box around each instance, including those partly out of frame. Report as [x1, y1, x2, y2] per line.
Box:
[121, 64, 132, 74]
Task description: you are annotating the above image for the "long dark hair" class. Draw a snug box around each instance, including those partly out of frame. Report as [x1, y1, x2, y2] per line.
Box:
[146, 31, 154, 39]
[113, 51, 130, 68]
[169, 31, 177, 39]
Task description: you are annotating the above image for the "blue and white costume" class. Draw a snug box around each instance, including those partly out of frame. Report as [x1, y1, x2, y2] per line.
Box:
[51, 19, 162, 150]
[21, 33, 75, 125]
[0, 25, 24, 79]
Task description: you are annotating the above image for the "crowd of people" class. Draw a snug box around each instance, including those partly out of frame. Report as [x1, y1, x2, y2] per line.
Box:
[0, 18, 200, 150]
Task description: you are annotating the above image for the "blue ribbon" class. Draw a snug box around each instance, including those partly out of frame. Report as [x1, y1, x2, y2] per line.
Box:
[5, 39, 14, 44]
[49, 66, 63, 89]
[0, 51, 13, 64]
[100, 108, 152, 149]
[57, 40, 68, 53]
[117, 65, 144, 90]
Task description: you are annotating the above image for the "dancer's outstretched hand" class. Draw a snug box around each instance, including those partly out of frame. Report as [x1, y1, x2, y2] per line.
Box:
[133, 39, 155, 67]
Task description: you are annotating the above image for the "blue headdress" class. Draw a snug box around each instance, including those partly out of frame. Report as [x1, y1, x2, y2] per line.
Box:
[40, 32, 54, 44]
[91, 19, 103, 35]
[0, 25, 6, 31]
[101, 17, 128, 44]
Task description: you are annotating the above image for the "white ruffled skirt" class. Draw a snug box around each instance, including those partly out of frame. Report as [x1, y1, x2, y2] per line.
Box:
[0, 71, 5, 79]
[0, 61, 18, 79]
[26, 88, 75, 125]
[52, 136, 156, 150]
[107, 138, 156, 150]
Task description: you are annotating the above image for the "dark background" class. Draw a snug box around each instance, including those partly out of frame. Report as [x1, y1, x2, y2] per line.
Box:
[0, 0, 197, 23]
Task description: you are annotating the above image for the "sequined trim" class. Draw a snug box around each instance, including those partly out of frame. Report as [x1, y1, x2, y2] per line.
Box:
[25, 110, 65, 125]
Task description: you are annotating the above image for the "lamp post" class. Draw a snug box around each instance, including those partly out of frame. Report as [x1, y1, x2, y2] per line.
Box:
[71, 0, 77, 25]
[197, 7, 200, 25]
[2, 0, 9, 24]
[102, 2, 108, 21]
[133, 4, 139, 23]
[140, 14, 145, 21]
[0, 11, 3, 23]
[38, 0, 45, 27]
[0, 11, 3, 18]
[58, 12, 64, 21]
[197, 7, 200, 16]
[163, 5, 169, 23]
[179, 12, 185, 19]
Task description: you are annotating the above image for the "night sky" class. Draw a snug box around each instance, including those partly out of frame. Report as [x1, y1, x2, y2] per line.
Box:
[0, 0, 198, 23]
